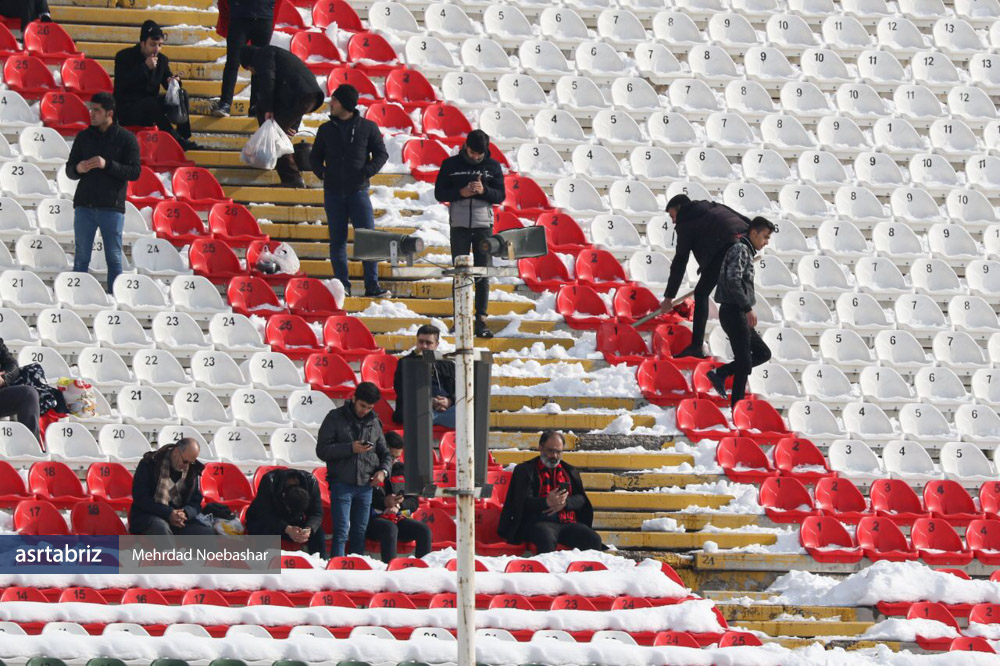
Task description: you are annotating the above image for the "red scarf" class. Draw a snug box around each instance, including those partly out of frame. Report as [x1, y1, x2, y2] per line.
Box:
[537, 460, 576, 524]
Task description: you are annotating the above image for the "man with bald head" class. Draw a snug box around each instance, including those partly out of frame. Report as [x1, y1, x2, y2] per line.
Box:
[129, 437, 214, 535]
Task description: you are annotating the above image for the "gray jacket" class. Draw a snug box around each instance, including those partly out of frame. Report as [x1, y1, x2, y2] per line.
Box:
[714, 236, 757, 312]
[316, 402, 391, 487]
[434, 149, 506, 229]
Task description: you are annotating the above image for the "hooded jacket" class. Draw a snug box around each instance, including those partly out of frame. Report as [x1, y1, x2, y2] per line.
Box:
[371, 460, 419, 515]
[113, 44, 175, 107]
[65, 123, 141, 213]
[434, 148, 506, 229]
[128, 444, 205, 534]
[665, 200, 751, 299]
[309, 113, 388, 195]
[715, 235, 758, 312]
[245, 45, 323, 117]
[391, 353, 456, 424]
[496, 457, 593, 545]
[0, 338, 20, 385]
[316, 401, 391, 486]
[245, 467, 323, 535]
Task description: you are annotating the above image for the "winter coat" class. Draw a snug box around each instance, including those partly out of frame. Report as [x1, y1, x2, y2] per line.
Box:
[715, 235, 757, 312]
[113, 44, 174, 107]
[0, 338, 20, 385]
[391, 353, 456, 424]
[371, 460, 419, 514]
[309, 113, 388, 195]
[665, 200, 751, 299]
[434, 149, 506, 228]
[497, 457, 593, 545]
[245, 45, 322, 117]
[245, 468, 323, 535]
[65, 123, 141, 213]
[128, 444, 205, 534]
[229, 0, 274, 20]
[316, 401, 391, 486]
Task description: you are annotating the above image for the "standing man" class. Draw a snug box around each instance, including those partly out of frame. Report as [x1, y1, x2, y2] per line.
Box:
[239, 44, 323, 188]
[129, 438, 214, 536]
[65, 92, 141, 294]
[246, 466, 326, 558]
[497, 431, 603, 554]
[316, 382, 392, 557]
[366, 432, 433, 563]
[114, 20, 199, 151]
[660, 195, 751, 359]
[0, 339, 40, 440]
[213, 0, 273, 118]
[706, 217, 775, 409]
[309, 84, 390, 298]
[434, 130, 506, 339]
[0, 0, 51, 31]
[392, 324, 456, 429]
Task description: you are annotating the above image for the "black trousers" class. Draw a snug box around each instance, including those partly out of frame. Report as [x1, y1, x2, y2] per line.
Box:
[0, 385, 40, 439]
[450, 226, 492, 319]
[0, 0, 49, 31]
[715, 304, 771, 409]
[365, 516, 432, 563]
[256, 91, 323, 183]
[220, 16, 273, 106]
[527, 521, 604, 554]
[280, 527, 327, 559]
[142, 516, 216, 536]
[117, 95, 192, 141]
[688, 249, 728, 351]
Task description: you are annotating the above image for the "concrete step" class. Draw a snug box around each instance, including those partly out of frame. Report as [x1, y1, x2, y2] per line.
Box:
[375, 334, 571, 355]
[77, 41, 225, 63]
[593, 512, 756, 531]
[491, 450, 690, 470]
[52, 6, 215, 28]
[489, 413, 656, 431]
[731, 620, 875, 639]
[606, 531, 775, 550]
[589, 491, 732, 511]
[490, 395, 641, 412]
[581, 472, 713, 491]
[224, 185, 418, 207]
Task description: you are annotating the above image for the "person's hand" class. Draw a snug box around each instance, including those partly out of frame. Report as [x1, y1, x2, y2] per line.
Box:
[370, 470, 387, 487]
[92, 156, 106, 170]
[352, 440, 373, 454]
[168, 75, 181, 84]
[746, 310, 758, 328]
[0, 374, 6, 388]
[544, 489, 568, 515]
[385, 493, 402, 510]
[145, 55, 158, 71]
[459, 183, 475, 198]
[76, 159, 92, 174]
[432, 396, 449, 412]
[168, 509, 186, 528]
[469, 176, 484, 195]
[659, 297, 674, 313]
[264, 111, 274, 121]
[285, 127, 297, 137]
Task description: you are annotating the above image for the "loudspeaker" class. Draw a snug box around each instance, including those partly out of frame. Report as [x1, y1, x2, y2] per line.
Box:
[401, 353, 435, 496]
[353, 229, 425, 261]
[478, 226, 548, 259]
[473, 352, 492, 490]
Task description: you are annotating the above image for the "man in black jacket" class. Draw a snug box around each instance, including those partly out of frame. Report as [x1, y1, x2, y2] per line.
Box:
[392, 324, 456, 429]
[366, 432, 432, 563]
[0, 339, 39, 439]
[316, 382, 391, 557]
[65, 92, 141, 293]
[497, 431, 602, 554]
[434, 130, 506, 339]
[309, 84, 390, 298]
[213, 0, 273, 118]
[246, 467, 325, 558]
[660, 195, 751, 359]
[113, 21, 198, 150]
[707, 217, 775, 409]
[0, 0, 51, 31]
[240, 44, 323, 188]
[129, 438, 214, 536]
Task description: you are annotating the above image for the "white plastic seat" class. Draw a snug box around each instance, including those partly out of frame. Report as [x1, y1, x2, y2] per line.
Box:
[517, 40, 573, 84]
[725, 80, 776, 120]
[495, 74, 548, 114]
[707, 13, 758, 53]
[940, 441, 996, 483]
[0, 420, 46, 464]
[760, 114, 816, 157]
[287, 626, 333, 639]
[909, 259, 962, 301]
[174, 387, 233, 430]
[569, 145, 623, 187]
[597, 9, 647, 46]
[684, 146, 736, 187]
[481, 5, 533, 48]
[647, 111, 700, 151]
[787, 401, 846, 441]
[163, 625, 212, 639]
[552, 178, 606, 217]
[949, 295, 1000, 338]
[894, 84, 946, 126]
[189, 349, 246, 397]
[928, 223, 980, 266]
[966, 155, 1000, 193]
[821, 15, 873, 57]
[75, 348, 132, 395]
[928, 331, 984, 378]
[819, 328, 875, 371]
[832, 187, 887, 232]
[627, 250, 672, 287]
[816, 116, 870, 158]
[93, 309, 154, 353]
[98, 423, 151, 464]
[961, 0, 1000, 24]
[842, 402, 898, 442]
[767, 13, 820, 52]
[876, 16, 928, 56]
[837, 292, 894, 333]
[156, 425, 211, 456]
[35, 197, 75, 242]
[0, 269, 55, 317]
[741, 149, 794, 191]
[404, 35, 457, 77]
[947, 189, 997, 230]
[829, 439, 885, 481]
[956, 403, 1000, 445]
[459, 38, 511, 79]
[933, 17, 984, 56]
[170, 275, 227, 319]
[425, 3, 477, 40]
[665, 181, 712, 202]
[926, 119, 981, 161]
[796, 255, 853, 296]
[912, 51, 962, 93]
[872, 117, 926, 157]
[674, 0, 729, 20]
[513, 144, 567, 187]
[781, 291, 836, 336]
[801, 48, 853, 90]
[46, 421, 105, 469]
[575, 41, 628, 84]
[779, 81, 833, 120]
[591, 215, 642, 253]
[441, 72, 494, 111]
[705, 112, 757, 155]
[132, 348, 192, 396]
[540, 7, 590, 47]
[854, 152, 906, 196]
[747, 363, 803, 409]
[652, 11, 706, 50]
[844, 0, 894, 19]
[111, 274, 171, 320]
[270, 428, 318, 467]
[646, 215, 678, 253]
[130, 237, 189, 277]
[210, 313, 268, 359]
[873, 329, 932, 370]
[15, 234, 69, 274]
[609, 180, 660, 222]
[36, 308, 94, 354]
[871, 222, 925, 267]
[969, 54, 1000, 94]
[722, 183, 776, 218]
[213, 426, 272, 471]
[801, 363, 856, 405]
[629, 146, 680, 185]
[914, 365, 969, 408]
[973, 367, 1000, 406]
[894, 293, 950, 338]
[891, 187, 947, 231]
[0, 91, 41, 131]
[0, 307, 36, 347]
[778, 184, 833, 229]
[668, 79, 723, 121]
[554, 76, 607, 119]
[688, 45, 739, 84]
[231, 388, 292, 432]
[633, 42, 684, 85]
[833, 84, 887, 125]
[860, 365, 917, 409]
[899, 0, 950, 23]
[611, 77, 662, 119]
[480, 107, 534, 148]
[147, 313, 208, 361]
[731, 0, 781, 17]
[909, 154, 960, 194]
[18, 127, 69, 168]
[853, 257, 911, 301]
[117, 384, 174, 428]
[745, 46, 800, 90]
[1, 161, 54, 202]
[593, 110, 646, 155]
[368, 1, 420, 36]
[755, 255, 799, 297]
[856, 49, 908, 91]
[245, 350, 308, 395]
[52, 273, 114, 320]
[353, 626, 398, 641]
[0, 197, 34, 242]
[287, 389, 335, 428]
[985, 224, 1000, 261]
[948, 86, 998, 127]
[883, 439, 941, 480]
[967, 259, 1000, 305]
[761, 326, 819, 369]
[798, 150, 849, 193]
[17, 346, 69, 383]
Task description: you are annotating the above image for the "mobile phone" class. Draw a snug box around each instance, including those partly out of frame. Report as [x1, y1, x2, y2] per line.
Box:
[558, 482, 570, 492]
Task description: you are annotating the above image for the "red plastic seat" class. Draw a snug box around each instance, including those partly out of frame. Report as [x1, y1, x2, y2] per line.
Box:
[613, 285, 674, 330]
[323, 315, 384, 362]
[759, 476, 818, 523]
[85, 463, 133, 512]
[967, 518, 1000, 565]
[412, 506, 457, 548]
[519, 254, 572, 294]
[488, 594, 535, 610]
[121, 588, 169, 605]
[366, 101, 417, 134]
[2, 587, 48, 603]
[773, 437, 833, 481]
[228, 275, 285, 318]
[689, 361, 734, 405]
[950, 637, 996, 653]
[278, 554, 314, 569]
[800, 515, 862, 563]
[924, 480, 982, 526]
[273, 0, 307, 32]
[550, 595, 597, 611]
[574, 250, 628, 291]
[429, 593, 457, 608]
[473, 501, 521, 555]
[60, 57, 112, 97]
[636, 358, 692, 406]
[970, 602, 1000, 625]
[565, 560, 608, 573]
[653, 631, 700, 648]
[676, 399, 734, 442]
[4, 54, 59, 98]
[504, 559, 549, 574]
[716, 437, 777, 484]
[555, 284, 611, 330]
[284, 277, 343, 320]
[814, 477, 868, 523]
[309, 590, 356, 607]
[596, 322, 652, 365]
[502, 176, 551, 219]
[208, 203, 268, 248]
[422, 103, 473, 146]
[28, 461, 89, 509]
[719, 631, 763, 647]
[402, 139, 449, 183]
[173, 167, 231, 211]
[612, 596, 654, 610]
[40, 91, 89, 135]
[911, 517, 974, 565]
[652, 323, 699, 370]
[58, 587, 107, 604]
[247, 590, 294, 607]
[183, 589, 231, 606]
[312, 0, 363, 31]
[0, 459, 33, 507]
[907, 602, 961, 651]
[346, 31, 398, 76]
[870, 478, 928, 525]
[733, 400, 792, 445]
[70, 499, 127, 536]
[980, 481, 1000, 519]
[485, 469, 512, 505]
[494, 209, 523, 232]
[246, 239, 304, 283]
[14, 499, 69, 535]
[0, 22, 19, 58]
[360, 353, 398, 400]
[201, 462, 254, 510]
[857, 516, 918, 561]
[535, 211, 588, 252]
[290, 30, 342, 74]
[304, 353, 358, 399]
[24, 22, 80, 63]
[267, 315, 325, 361]
[127, 166, 171, 208]
[153, 200, 209, 246]
[384, 68, 437, 111]
[326, 556, 372, 570]
[327, 67, 381, 104]
[387, 557, 428, 571]
[189, 238, 244, 283]
[369, 592, 417, 609]
[137, 130, 193, 170]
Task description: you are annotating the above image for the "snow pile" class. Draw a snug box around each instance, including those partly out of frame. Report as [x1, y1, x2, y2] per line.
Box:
[657, 440, 723, 474]
[862, 618, 961, 641]
[641, 517, 685, 533]
[493, 363, 641, 399]
[358, 300, 422, 318]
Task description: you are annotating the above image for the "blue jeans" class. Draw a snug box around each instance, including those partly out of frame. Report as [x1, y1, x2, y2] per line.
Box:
[433, 405, 456, 429]
[329, 481, 373, 557]
[325, 189, 380, 294]
[74, 207, 124, 292]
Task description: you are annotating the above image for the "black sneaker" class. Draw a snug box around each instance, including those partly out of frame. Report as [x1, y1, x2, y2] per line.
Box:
[675, 344, 707, 359]
[280, 176, 306, 189]
[212, 101, 231, 118]
[365, 287, 392, 298]
[180, 139, 203, 151]
[706, 369, 729, 401]
[475, 321, 494, 339]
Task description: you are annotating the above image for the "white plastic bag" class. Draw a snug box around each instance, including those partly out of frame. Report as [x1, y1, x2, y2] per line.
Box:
[271, 242, 301, 275]
[241, 119, 294, 170]
[165, 78, 181, 107]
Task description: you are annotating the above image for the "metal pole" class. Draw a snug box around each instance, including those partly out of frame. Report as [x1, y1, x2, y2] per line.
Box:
[453, 254, 477, 666]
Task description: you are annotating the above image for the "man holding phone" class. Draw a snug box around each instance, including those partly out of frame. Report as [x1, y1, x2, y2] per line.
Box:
[497, 430, 603, 554]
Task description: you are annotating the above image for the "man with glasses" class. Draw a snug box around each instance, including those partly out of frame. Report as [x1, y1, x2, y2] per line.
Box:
[129, 438, 214, 536]
[392, 324, 456, 429]
[497, 431, 603, 553]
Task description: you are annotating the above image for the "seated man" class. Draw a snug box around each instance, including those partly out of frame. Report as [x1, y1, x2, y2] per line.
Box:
[497, 430, 603, 554]
[0, 338, 40, 440]
[129, 438, 214, 535]
[0, 0, 50, 32]
[246, 466, 326, 558]
[392, 324, 456, 429]
[365, 432, 432, 563]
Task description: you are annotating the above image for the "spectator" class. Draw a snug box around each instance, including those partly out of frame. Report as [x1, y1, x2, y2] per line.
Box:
[497, 431, 603, 554]
[366, 432, 433, 563]
[434, 130, 506, 339]
[392, 324, 456, 429]
[0, 339, 40, 439]
[659, 195, 751, 358]
[213, 0, 273, 118]
[0, 0, 50, 31]
[239, 44, 323, 188]
[129, 438, 214, 536]
[706, 217, 775, 409]
[316, 382, 391, 557]
[246, 467, 326, 558]
[65, 92, 141, 293]
[309, 84, 390, 298]
[114, 20, 200, 151]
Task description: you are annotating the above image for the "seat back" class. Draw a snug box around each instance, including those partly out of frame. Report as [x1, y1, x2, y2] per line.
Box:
[870, 478, 925, 514]
[814, 477, 866, 514]
[759, 476, 814, 511]
[800, 515, 856, 550]
[70, 499, 127, 536]
[857, 516, 911, 553]
[924, 479, 977, 516]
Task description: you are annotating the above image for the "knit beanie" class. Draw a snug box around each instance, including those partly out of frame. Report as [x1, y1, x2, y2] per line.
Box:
[332, 84, 359, 113]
